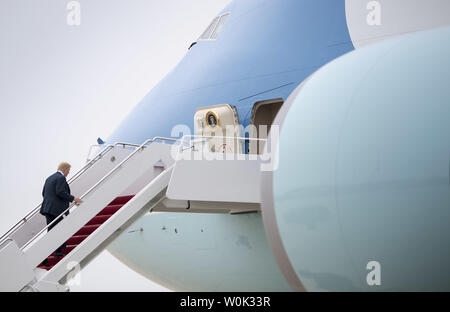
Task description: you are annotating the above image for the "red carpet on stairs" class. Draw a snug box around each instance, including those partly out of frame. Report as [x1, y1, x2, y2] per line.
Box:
[37, 195, 134, 271]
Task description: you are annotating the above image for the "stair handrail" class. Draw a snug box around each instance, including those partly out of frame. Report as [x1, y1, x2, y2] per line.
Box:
[0, 142, 143, 247]
[20, 137, 180, 251]
[68, 142, 142, 185]
[177, 134, 268, 155]
[85, 142, 141, 162]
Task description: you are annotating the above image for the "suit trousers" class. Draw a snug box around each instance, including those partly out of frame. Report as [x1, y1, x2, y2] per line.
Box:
[45, 214, 67, 253]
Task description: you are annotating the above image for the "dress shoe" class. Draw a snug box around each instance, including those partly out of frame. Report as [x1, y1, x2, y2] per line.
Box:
[54, 251, 66, 258]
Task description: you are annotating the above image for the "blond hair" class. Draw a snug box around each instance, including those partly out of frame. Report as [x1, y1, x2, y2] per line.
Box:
[57, 162, 71, 171]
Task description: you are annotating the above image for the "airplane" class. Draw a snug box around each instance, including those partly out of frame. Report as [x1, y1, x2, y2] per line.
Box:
[0, 0, 449, 292]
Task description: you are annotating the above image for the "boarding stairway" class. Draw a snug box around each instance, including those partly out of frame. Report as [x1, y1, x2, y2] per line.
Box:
[36, 195, 134, 271]
[0, 135, 264, 292]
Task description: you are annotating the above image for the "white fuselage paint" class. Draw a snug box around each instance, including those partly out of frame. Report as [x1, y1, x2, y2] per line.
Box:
[107, 211, 292, 292]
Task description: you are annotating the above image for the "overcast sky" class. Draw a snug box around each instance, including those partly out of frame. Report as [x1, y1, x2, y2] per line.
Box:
[0, 0, 230, 291]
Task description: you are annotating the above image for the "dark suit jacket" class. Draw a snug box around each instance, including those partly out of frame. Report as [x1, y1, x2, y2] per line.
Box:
[40, 172, 75, 217]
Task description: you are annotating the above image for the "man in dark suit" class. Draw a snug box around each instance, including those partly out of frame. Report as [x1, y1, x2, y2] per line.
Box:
[40, 162, 82, 264]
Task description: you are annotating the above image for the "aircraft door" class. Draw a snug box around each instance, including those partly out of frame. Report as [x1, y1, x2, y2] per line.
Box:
[194, 104, 242, 154]
[249, 98, 283, 154]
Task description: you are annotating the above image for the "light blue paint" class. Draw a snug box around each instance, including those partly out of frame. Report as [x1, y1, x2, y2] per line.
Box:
[108, 213, 291, 291]
[108, 0, 354, 143]
[274, 26, 450, 291]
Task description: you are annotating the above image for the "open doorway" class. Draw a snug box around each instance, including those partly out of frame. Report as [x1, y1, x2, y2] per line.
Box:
[249, 98, 283, 154]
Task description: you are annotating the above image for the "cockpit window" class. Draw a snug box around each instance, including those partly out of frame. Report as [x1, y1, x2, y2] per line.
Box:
[199, 12, 230, 40]
[211, 13, 230, 39]
[200, 16, 220, 40]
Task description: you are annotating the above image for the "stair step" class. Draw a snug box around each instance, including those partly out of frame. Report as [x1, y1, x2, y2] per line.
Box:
[38, 255, 64, 269]
[36, 194, 135, 272]
[61, 245, 77, 255]
[74, 225, 100, 236]
[108, 195, 134, 206]
[98, 205, 123, 216]
[47, 256, 65, 266]
[67, 235, 89, 245]
[86, 214, 113, 226]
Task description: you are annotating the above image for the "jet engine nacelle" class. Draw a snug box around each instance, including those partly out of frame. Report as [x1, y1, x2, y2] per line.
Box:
[261, 26, 450, 291]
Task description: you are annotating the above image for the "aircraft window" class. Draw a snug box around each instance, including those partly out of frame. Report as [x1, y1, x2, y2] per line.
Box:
[199, 12, 230, 40]
[200, 16, 220, 40]
[211, 13, 230, 39]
